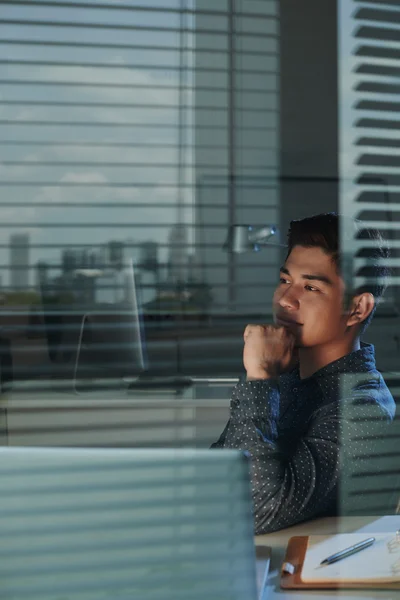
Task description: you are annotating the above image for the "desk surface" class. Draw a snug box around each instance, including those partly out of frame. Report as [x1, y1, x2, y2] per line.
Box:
[0, 378, 234, 406]
[0, 380, 232, 447]
[2, 385, 400, 598]
[255, 515, 400, 599]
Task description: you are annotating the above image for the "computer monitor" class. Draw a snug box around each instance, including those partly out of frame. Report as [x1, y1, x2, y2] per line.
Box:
[73, 259, 146, 390]
[0, 446, 259, 600]
[39, 259, 147, 390]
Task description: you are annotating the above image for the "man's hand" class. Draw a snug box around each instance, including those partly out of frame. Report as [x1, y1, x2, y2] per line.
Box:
[243, 324, 298, 380]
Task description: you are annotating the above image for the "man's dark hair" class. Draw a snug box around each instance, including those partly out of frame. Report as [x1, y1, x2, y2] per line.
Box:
[286, 212, 390, 332]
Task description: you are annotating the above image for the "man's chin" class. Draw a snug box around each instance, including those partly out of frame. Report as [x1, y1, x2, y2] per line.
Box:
[292, 335, 304, 347]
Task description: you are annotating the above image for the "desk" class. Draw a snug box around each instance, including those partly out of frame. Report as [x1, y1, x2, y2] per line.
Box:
[0, 380, 231, 447]
[255, 515, 400, 599]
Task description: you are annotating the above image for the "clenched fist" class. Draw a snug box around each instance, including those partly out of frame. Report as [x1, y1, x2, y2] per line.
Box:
[243, 324, 298, 380]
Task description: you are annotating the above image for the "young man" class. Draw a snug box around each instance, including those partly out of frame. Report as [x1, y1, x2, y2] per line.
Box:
[212, 213, 396, 534]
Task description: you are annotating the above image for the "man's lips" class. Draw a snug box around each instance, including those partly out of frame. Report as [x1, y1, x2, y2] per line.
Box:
[275, 315, 303, 327]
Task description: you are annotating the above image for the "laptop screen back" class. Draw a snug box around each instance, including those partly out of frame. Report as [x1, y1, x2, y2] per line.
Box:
[0, 447, 258, 600]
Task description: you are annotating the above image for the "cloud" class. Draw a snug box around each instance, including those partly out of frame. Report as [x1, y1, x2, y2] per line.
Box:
[0, 41, 196, 283]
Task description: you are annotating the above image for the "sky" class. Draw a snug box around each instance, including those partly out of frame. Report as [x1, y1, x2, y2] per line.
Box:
[0, 0, 340, 295]
[0, 0, 199, 285]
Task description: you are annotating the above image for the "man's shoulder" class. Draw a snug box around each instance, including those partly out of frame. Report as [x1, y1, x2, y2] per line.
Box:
[350, 370, 396, 421]
[315, 368, 396, 422]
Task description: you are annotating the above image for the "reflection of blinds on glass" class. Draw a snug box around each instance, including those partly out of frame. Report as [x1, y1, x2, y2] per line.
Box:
[0, 447, 258, 600]
[3, 389, 232, 448]
[0, 0, 205, 287]
[0, 0, 279, 306]
[0, 0, 279, 384]
[195, 0, 279, 315]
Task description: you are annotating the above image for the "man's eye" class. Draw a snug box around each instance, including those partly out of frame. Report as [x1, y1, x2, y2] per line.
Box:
[305, 285, 319, 292]
[279, 277, 290, 284]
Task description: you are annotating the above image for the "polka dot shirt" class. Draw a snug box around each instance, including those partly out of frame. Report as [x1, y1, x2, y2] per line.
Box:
[211, 343, 396, 534]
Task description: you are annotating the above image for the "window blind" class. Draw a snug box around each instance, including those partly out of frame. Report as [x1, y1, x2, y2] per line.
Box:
[0, 0, 279, 386]
[343, 0, 400, 310]
[339, 0, 400, 515]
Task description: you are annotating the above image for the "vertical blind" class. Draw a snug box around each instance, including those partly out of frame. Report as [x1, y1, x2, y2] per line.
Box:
[339, 0, 400, 515]
[347, 0, 400, 310]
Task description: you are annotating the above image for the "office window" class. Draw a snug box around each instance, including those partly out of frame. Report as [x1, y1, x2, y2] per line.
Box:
[0, 0, 279, 387]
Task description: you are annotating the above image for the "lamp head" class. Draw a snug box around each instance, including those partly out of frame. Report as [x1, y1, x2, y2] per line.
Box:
[223, 224, 283, 253]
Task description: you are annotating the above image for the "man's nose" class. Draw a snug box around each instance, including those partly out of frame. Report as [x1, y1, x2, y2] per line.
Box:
[278, 286, 300, 310]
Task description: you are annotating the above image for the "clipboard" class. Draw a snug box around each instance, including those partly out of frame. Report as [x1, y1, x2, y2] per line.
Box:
[280, 536, 400, 590]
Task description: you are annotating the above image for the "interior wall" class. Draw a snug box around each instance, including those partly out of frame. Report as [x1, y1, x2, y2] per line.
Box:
[279, 0, 339, 252]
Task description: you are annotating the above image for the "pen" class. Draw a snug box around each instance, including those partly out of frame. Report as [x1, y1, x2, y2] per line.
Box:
[320, 537, 375, 566]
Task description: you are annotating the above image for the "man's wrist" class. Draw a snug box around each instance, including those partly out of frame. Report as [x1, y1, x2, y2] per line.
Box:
[246, 370, 276, 381]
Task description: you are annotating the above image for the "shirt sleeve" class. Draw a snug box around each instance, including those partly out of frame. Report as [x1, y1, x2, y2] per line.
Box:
[210, 380, 280, 449]
[211, 380, 394, 534]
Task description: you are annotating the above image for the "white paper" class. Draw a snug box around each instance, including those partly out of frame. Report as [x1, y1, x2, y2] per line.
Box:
[301, 533, 400, 584]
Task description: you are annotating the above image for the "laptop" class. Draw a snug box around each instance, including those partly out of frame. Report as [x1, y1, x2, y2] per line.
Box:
[0, 447, 269, 600]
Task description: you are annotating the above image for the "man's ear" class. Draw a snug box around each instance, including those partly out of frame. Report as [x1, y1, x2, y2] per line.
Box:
[346, 292, 375, 327]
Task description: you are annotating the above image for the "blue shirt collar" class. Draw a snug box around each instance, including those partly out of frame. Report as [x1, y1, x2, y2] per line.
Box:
[286, 342, 376, 385]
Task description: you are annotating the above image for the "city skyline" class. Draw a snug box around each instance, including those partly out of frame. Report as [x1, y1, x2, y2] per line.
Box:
[9, 232, 30, 290]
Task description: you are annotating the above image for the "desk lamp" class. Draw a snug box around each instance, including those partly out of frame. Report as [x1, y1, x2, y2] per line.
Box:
[223, 224, 285, 253]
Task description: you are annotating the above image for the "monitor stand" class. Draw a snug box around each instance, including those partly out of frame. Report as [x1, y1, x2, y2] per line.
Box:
[127, 373, 194, 393]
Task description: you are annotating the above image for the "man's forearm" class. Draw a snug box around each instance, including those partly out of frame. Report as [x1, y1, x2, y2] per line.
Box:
[213, 389, 340, 534]
[249, 428, 338, 534]
[211, 380, 281, 449]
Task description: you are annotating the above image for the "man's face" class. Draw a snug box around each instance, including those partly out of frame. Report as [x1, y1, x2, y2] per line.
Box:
[272, 245, 349, 348]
